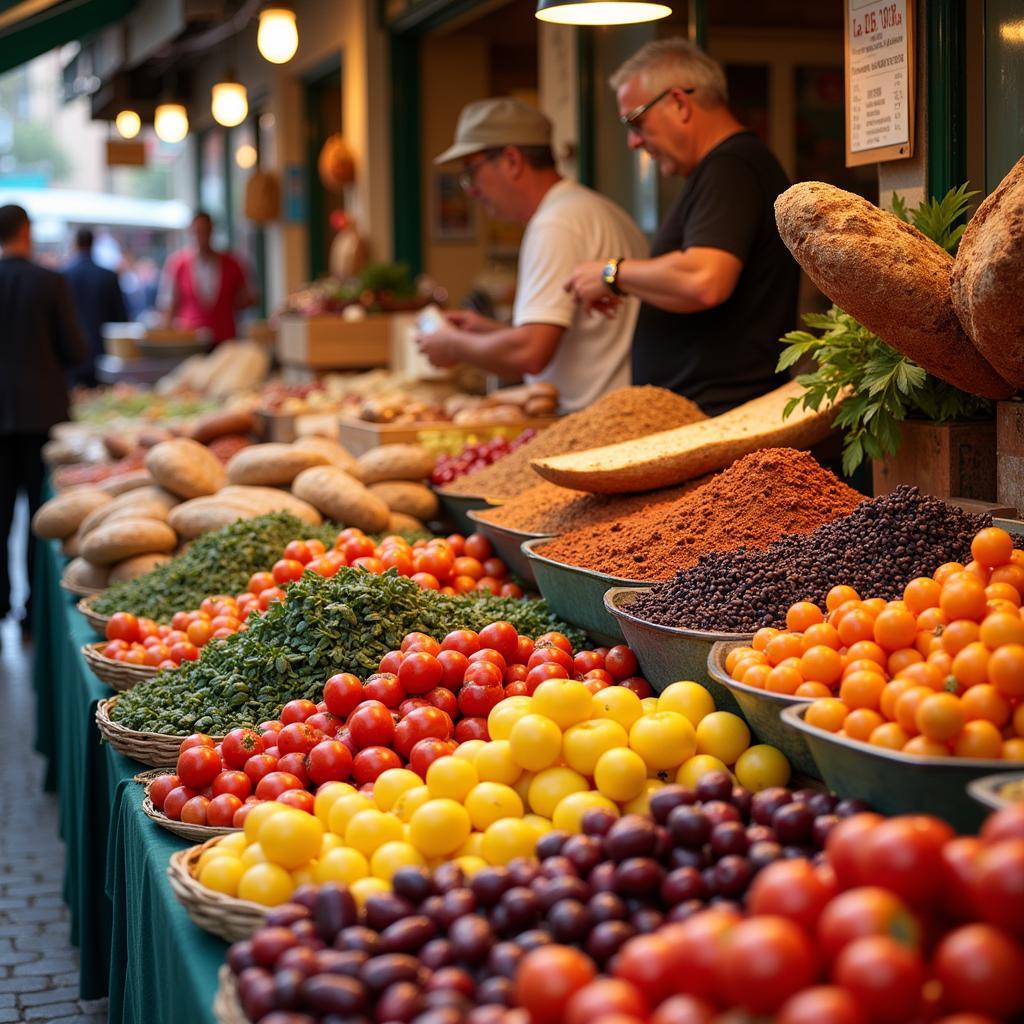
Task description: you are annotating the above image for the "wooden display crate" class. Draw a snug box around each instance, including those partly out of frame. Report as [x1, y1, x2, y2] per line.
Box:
[339, 416, 557, 457]
[276, 314, 391, 370]
[997, 400, 1024, 514]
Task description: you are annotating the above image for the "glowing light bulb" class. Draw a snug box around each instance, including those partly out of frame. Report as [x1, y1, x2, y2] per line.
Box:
[154, 103, 189, 144]
[535, 1, 672, 25]
[212, 80, 248, 128]
[115, 109, 141, 139]
[258, 7, 298, 64]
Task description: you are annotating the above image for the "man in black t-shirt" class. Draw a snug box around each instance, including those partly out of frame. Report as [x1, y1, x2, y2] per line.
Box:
[564, 39, 799, 416]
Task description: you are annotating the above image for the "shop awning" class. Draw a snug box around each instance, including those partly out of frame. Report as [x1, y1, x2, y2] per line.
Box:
[0, 0, 136, 76]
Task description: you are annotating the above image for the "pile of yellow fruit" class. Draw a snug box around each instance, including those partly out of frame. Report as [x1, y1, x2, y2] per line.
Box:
[193, 678, 789, 906]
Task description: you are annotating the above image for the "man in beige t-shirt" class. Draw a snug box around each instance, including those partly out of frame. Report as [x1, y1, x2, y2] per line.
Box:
[417, 98, 647, 411]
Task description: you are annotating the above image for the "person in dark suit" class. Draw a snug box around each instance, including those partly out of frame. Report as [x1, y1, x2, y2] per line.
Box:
[62, 228, 128, 387]
[0, 204, 87, 634]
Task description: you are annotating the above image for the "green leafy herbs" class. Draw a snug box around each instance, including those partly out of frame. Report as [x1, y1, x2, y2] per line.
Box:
[778, 185, 991, 475]
[110, 566, 585, 735]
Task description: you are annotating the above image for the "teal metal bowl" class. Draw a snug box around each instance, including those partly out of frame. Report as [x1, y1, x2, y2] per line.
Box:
[466, 511, 550, 586]
[706, 641, 818, 777]
[434, 488, 495, 536]
[781, 704, 1007, 832]
[967, 772, 1024, 812]
[521, 539, 646, 645]
[603, 587, 751, 715]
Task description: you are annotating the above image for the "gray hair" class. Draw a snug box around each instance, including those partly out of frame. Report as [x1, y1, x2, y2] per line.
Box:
[609, 38, 728, 108]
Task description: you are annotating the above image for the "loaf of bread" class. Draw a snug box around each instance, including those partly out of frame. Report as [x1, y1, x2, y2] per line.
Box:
[145, 438, 227, 498]
[32, 488, 112, 540]
[226, 443, 331, 486]
[951, 156, 1024, 390]
[108, 553, 173, 583]
[290, 436, 360, 477]
[80, 516, 178, 565]
[292, 466, 390, 533]
[96, 471, 154, 496]
[78, 486, 178, 537]
[356, 444, 435, 484]
[216, 485, 323, 525]
[388, 511, 425, 534]
[531, 381, 840, 494]
[368, 481, 439, 522]
[64, 557, 109, 591]
[188, 408, 259, 444]
[775, 182, 1014, 399]
[168, 495, 267, 539]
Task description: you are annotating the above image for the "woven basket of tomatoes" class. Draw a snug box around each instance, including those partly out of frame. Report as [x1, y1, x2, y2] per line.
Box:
[96, 696, 218, 767]
[77, 595, 112, 636]
[82, 642, 159, 691]
[135, 769, 240, 842]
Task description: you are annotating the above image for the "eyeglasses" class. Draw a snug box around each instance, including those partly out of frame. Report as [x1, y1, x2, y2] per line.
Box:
[459, 150, 503, 192]
[620, 86, 694, 132]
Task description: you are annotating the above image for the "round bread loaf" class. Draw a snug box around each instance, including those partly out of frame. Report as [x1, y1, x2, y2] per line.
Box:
[368, 481, 439, 522]
[32, 488, 112, 540]
[81, 516, 178, 566]
[145, 438, 227, 499]
[356, 444, 435, 484]
[388, 511, 425, 534]
[292, 466, 390, 533]
[108, 553, 172, 583]
[290, 436, 360, 477]
[78, 486, 178, 537]
[96, 470, 154, 496]
[226, 443, 331, 486]
[951, 156, 1024, 390]
[188, 408, 259, 444]
[168, 496, 267, 539]
[774, 181, 1014, 399]
[64, 557, 109, 591]
[217, 485, 323, 525]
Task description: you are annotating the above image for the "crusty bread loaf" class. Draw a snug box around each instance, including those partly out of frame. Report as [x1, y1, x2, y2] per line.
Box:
[531, 381, 840, 494]
[96, 470, 154, 496]
[292, 466, 390, 533]
[368, 481, 439, 522]
[188, 408, 259, 444]
[775, 181, 1013, 399]
[226, 443, 331, 486]
[951, 156, 1024, 390]
[78, 486, 178, 537]
[216, 485, 323, 525]
[168, 496, 267, 539]
[81, 516, 178, 565]
[291, 436, 360, 477]
[32, 488, 112, 540]
[388, 512, 425, 534]
[356, 444, 435, 484]
[145, 437, 227, 498]
[64, 557, 109, 591]
[108, 553, 172, 583]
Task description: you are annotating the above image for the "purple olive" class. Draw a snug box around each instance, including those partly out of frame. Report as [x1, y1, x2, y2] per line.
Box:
[835, 797, 871, 817]
[433, 861, 466, 893]
[648, 784, 697, 824]
[587, 861, 617, 892]
[668, 846, 707, 871]
[251, 927, 300, 967]
[471, 867, 513, 907]
[498, 887, 540, 931]
[379, 915, 438, 954]
[667, 805, 711, 848]
[434, 888, 477, 928]
[605, 815, 659, 861]
[546, 899, 591, 942]
[487, 941, 523, 979]
[661, 866, 707, 905]
[709, 821, 749, 859]
[273, 966, 306, 1011]
[290, 885, 321, 912]
[363, 893, 416, 932]
[315, 884, 359, 940]
[695, 770, 733, 802]
[562, 835, 603, 876]
[448, 914, 494, 965]
[713, 855, 752, 897]
[420, 938, 454, 970]
[299, 973, 368, 1015]
[614, 857, 665, 897]
[772, 802, 814, 845]
[580, 807, 617, 837]
[805, 791, 838, 818]
[425, 966, 475, 997]
[333, 926, 380, 956]
[539, 855, 578, 879]
[414, 1007, 468, 1024]
[276, 945, 319, 978]
[750, 787, 793, 825]
[360, 953, 422, 992]
[264, 904, 312, 928]
[375, 981, 423, 1023]
[314, 948, 368, 978]
[476, 976, 514, 1007]
[534, 831, 568, 859]
[666, 899, 705, 923]
[587, 891, 628, 923]
[228, 939, 257, 974]
[536, 874, 588, 911]
[702, 800, 741, 828]
[812, 813, 841, 848]
[748, 840, 784, 873]
[513, 928, 551, 952]
[585, 920, 636, 963]
[630, 907, 664, 934]
[391, 866, 436, 906]
[506, 858, 540, 887]
[745, 824, 776, 845]
[237, 967, 276, 1021]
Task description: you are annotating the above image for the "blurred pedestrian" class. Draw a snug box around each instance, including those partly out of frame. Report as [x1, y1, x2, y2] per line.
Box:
[158, 211, 254, 344]
[63, 228, 128, 387]
[0, 204, 87, 636]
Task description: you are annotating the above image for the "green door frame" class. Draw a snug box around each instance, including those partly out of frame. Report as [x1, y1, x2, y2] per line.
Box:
[304, 58, 343, 280]
[926, 0, 966, 199]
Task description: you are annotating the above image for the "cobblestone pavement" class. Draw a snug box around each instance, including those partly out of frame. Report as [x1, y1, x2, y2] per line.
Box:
[1, 496, 108, 1022]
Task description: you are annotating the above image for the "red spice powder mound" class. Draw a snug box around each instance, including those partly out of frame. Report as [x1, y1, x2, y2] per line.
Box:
[535, 448, 865, 581]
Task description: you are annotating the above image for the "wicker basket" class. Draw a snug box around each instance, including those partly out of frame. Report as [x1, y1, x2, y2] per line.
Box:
[60, 571, 104, 600]
[135, 768, 240, 842]
[213, 966, 249, 1024]
[82, 642, 159, 692]
[95, 696, 205, 767]
[167, 838, 269, 942]
[77, 595, 112, 636]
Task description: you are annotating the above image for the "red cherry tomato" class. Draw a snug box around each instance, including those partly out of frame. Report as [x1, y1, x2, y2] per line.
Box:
[212, 770, 252, 801]
[394, 706, 453, 759]
[971, 839, 1024, 934]
[276, 789, 315, 814]
[352, 746, 402, 786]
[401, 632, 442, 657]
[148, 774, 181, 811]
[605, 645, 639, 681]
[437, 650, 470, 691]
[176, 746, 223, 790]
[276, 722, 323, 756]
[283, 540, 312, 565]
[478, 621, 519, 661]
[526, 662, 570, 694]
[254, 771, 304, 800]
[323, 673, 364, 718]
[860, 815, 954, 907]
[817, 886, 920, 962]
[833, 935, 925, 1023]
[347, 701, 396, 750]
[276, 752, 309, 787]
[824, 813, 884, 889]
[220, 728, 264, 769]
[399, 652, 444, 695]
[528, 647, 574, 673]
[441, 629, 481, 657]
[179, 795, 210, 826]
[179, 733, 216, 754]
[454, 717, 489, 743]
[162, 786, 198, 821]
[305, 711, 339, 737]
[206, 793, 243, 827]
[243, 754, 279, 787]
[933, 923, 1024, 1018]
[424, 687, 458, 718]
[748, 859, 838, 932]
[463, 661, 504, 689]
[458, 682, 505, 718]
[363, 672, 405, 709]
[618, 677, 654, 699]
[574, 650, 606, 676]
[280, 699, 318, 725]
[776, 986, 866, 1024]
[106, 612, 140, 643]
[408, 738, 458, 778]
[306, 740, 354, 786]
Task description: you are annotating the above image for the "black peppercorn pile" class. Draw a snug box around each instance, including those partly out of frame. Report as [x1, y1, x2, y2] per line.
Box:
[629, 486, 989, 632]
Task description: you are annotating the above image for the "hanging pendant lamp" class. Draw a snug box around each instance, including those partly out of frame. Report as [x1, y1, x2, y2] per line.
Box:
[257, 5, 298, 64]
[535, 0, 672, 25]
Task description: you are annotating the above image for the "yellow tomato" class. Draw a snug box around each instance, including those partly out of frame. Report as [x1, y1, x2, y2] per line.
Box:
[313, 847, 369, 885]
[474, 740, 522, 785]
[320, 833, 344, 856]
[522, 814, 553, 835]
[345, 809, 404, 857]
[327, 793, 375, 837]
[349, 876, 390, 907]
[426, 756, 479, 802]
[259, 808, 324, 870]
[562, 718, 629, 776]
[240, 842, 267, 867]
[695, 712, 751, 765]
[527, 766, 589, 819]
[215, 831, 248, 858]
[197, 846, 233, 873]
[455, 832, 487, 859]
[481, 818, 539, 865]
[199, 856, 245, 896]
[551, 791, 619, 834]
[508, 714, 563, 772]
[372, 769, 422, 812]
[487, 696, 533, 740]
[464, 782, 524, 831]
[513, 771, 535, 806]
[237, 862, 294, 906]
[453, 740, 488, 766]
[734, 744, 791, 791]
[370, 840, 427, 880]
[314, 781, 356, 826]
[591, 686, 643, 730]
[408, 799, 472, 857]
[531, 679, 593, 729]
[640, 697, 660, 715]
[676, 754, 730, 788]
[243, 800, 287, 844]
[624, 779, 666, 816]
[392, 785, 432, 823]
[658, 681, 716, 726]
[593, 747, 648, 803]
[453, 855, 488, 877]
[291, 865, 317, 887]
[629, 711, 697, 771]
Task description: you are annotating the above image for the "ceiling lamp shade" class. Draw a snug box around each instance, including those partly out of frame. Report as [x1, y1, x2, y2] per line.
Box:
[257, 6, 298, 64]
[212, 79, 248, 127]
[236, 143, 258, 169]
[154, 103, 189, 144]
[535, 0, 672, 25]
[115, 109, 141, 139]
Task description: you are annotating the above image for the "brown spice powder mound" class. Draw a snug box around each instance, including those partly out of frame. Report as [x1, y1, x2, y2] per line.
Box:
[535, 448, 865, 581]
[444, 386, 705, 500]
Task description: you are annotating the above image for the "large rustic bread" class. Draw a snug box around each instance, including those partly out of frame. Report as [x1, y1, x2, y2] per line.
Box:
[108, 553, 172, 583]
[32, 488, 112, 540]
[356, 444, 435, 484]
[96, 471, 154, 496]
[368, 481, 439, 522]
[292, 466, 390, 533]
[291, 436, 360, 477]
[62, 530, 84, 558]
[217, 485, 323, 525]
[775, 181, 1013, 399]
[80, 516, 178, 566]
[78, 487, 178, 537]
[531, 381, 841, 494]
[168, 496, 268, 539]
[188, 408, 259, 444]
[951, 156, 1024, 390]
[64, 557, 109, 591]
[145, 438, 227, 499]
[226, 443, 331, 486]
[388, 512, 426, 534]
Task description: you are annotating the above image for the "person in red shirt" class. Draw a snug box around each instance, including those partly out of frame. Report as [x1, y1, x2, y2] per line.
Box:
[158, 211, 254, 344]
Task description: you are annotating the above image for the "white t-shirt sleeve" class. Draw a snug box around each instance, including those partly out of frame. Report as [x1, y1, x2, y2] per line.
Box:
[513, 219, 585, 329]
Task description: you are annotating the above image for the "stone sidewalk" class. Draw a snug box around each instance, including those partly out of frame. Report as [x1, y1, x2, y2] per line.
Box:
[1, 495, 108, 1023]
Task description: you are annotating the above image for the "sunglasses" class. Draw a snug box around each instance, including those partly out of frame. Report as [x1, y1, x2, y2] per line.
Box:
[459, 150, 504, 192]
[620, 86, 695, 132]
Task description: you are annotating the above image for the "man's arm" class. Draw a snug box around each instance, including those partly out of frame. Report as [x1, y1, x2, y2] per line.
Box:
[417, 321, 564, 377]
[109, 272, 129, 323]
[50, 275, 89, 369]
[564, 247, 742, 314]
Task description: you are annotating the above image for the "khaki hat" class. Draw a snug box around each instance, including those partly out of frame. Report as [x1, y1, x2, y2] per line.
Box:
[433, 98, 552, 165]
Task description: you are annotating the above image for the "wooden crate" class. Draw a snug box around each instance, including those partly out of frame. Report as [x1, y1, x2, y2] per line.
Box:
[339, 416, 557, 457]
[872, 419, 997, 500]
[276, 315, 391, 369]
[997, 400, 1024, 515]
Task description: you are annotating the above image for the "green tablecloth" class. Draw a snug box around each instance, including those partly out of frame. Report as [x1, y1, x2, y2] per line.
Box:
[32, 538, 225, 1020]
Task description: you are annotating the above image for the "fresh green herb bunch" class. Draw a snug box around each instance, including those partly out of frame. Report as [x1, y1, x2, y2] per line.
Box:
[778, 185, 992, 475]
[91, 512, 342, 622]
[110, 566, 585, 735]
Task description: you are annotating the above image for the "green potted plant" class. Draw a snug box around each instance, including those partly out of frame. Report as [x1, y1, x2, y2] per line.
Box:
[778, 185, 996, 499]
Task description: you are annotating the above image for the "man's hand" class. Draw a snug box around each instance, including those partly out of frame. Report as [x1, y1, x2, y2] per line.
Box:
[415, 324, 466, 368]
[443, 309, 500, 333]
[563, 261, 621, 315]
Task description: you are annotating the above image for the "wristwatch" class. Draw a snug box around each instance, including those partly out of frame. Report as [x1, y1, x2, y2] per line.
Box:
[602, 257, 625, 296]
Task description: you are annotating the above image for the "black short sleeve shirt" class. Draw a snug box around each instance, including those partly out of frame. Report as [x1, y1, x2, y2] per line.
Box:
[631, 131, 800, 416]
